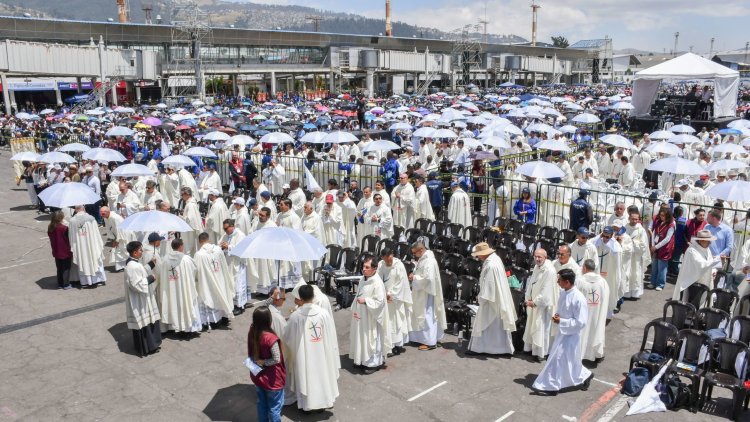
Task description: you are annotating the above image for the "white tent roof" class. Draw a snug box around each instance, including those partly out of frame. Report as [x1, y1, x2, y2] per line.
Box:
[634, 52, 739, 80]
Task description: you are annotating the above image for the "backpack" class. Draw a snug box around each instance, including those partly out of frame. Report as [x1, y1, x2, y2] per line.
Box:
[335, 285, 354, 309]
[623, 367, 650, 397]
[660, 374, 692, 410]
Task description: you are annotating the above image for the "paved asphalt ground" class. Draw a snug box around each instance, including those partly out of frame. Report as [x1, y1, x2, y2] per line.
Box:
[0, 156, 745, 422]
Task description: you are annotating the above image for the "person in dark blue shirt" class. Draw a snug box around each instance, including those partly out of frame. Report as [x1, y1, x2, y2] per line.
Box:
[569, 189, 594, 230]
[513, 187, 537, 223]
[669, 205, 688, 276]
[425, 172, 444, 218]
[380, 152, 400, 194]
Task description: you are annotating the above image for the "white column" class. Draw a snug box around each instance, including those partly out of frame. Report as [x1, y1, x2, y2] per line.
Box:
[0, 73, 10, 115]
[329, 71, 335, 92]
[270, 71, 277, 95]
[111, 80, 118, 106]
[54, 80, 62, 106]
[8, 89, 16, 113]
[366, 70, 375, 97]
[135, 85, 142, 103]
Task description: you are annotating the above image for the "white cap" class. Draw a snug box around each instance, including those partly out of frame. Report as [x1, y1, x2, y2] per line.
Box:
[677, 178, 689, 186]
[232, 197, 245, 205]
[208, 188, 221, 196]
[282, 183, 290, 189]
[52, 164, 61, 170]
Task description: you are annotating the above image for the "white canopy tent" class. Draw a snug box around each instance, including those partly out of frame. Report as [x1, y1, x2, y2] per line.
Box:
[631, 53, 739, 118]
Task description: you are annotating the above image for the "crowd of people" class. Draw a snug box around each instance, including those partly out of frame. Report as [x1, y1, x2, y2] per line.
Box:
[9, 84, 750, 419]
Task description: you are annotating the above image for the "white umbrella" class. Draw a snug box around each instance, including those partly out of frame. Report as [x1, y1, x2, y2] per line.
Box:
[669, 134, 702, 145]
[389, 122, 413, 131]
[646, 142, 682, 156]
[515, 161, 565, 179]
[563, 103, 584, 111]
[460, 138, 482, 149]
[647, 157, 706, 175]
[711, 143, 747, 155]
[85, 109, 105, 116]
[58, 143, 91, 153]
[155, 103, 168, 109]
[300, 132, 328, 144]
[727, 119, 750, 129]
[535, 139, 571, 152]
[227, 134, 255, 147]
[482, 136, 511, 149]
[203, 131, 231, 142]
[119, 210, 193, 233]
[705, 160, 748, 172]
[413, 127, 436, 138]
[82, 148, 126, 162]
[10, 151, 41, 161]
[322, 131, 359, 144]
[38, 151, 76, 164]
[38, 182, 101, 208]
[599, 134, 634, 150]
[705, 181, 750, 202]
[611, 102, 634, 111]
[649, 130, 674, 141]
[669, 124, 695, 134]
[571, 113, 601, 124]
[15, 112, 32, 120]
[191, 100, 205, 107]
[503, 124, 524, 136]
[183, 146, 218, 158]
[559, 125, 579, 134]
[114, 106, 135, 114]
[39, 109, 55, 115]
[111, 163, 156, 178]
[162, 155, 197, 167]
[361, 140, 401, 153]
[259, 132, 295, 144]
[432, 128, 459, 139]
[105, 126, 135, 137]
[230, 227, 326, 261]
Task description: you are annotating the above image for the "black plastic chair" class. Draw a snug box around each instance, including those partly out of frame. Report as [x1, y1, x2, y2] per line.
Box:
[512, 249, 533, 271]
[630, 320, 679, 376]
[730, 315, 750, 345]
[464, 257, 483, 278]
[392, 225, 405, 241]
[511, 266, 530, 291]
[536, 238, 556, 259]
[458, 275, 479, 304]
[737, 294, 750, 316]
[557, 228, 578, 244]
[313, 244, 344, 288]
[700, 338, 750, 420]
[451, 238, 472, 255]
[330, 247, 359, 294]
[431, 234, 453, 252]
[484, 228, 500, 246]
[414, 218, 432, 233]
[663, 300, 697, 330]
[447, 222, 464, 238]
[497, 232, 517, 249]
[463, 226, 484, 243]
[360, 234, 379, 254]
[404, 228, 423, 245]
[709, 288, 740, 315]
[431, 249, 444, 265]
[507, 219, 525, 236]
[376, 238, 396, 256]
[440, 269, 458, 302]
[666, 329, 712, 413]
[493, 216, 509, 231]
[522, 223, 540, 239]
[444, 253, 464, 275]
[430, 220, 448, 236]
[680, 283, 711, 311]
[497, 245, 513, 268]
[472, 214, 488, 228]
[538, 225, 559, 242]
[697, 307, 730, 331]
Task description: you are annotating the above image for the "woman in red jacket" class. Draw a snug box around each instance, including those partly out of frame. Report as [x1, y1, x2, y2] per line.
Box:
[650, 207, 676, 291]
[47, 211, 73, 290]
[248, 306, 286, 422]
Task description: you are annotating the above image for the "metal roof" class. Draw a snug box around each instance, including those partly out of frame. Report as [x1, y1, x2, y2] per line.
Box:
[569, 39, 609, 49]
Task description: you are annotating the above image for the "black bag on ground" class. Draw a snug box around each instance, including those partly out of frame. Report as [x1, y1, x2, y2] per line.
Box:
[623, 367, 650, 397]
[661, 374, 692, 410]
[335, 285, 354, 309]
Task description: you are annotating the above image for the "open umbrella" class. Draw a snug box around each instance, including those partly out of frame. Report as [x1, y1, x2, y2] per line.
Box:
[10, 151, 41, 161]
[361, 140, 401, 153]
[515, 161, 565, 179]
[162, 155, 197, 167]
[82, 148, 126, 162]
[432, 128, 459, 139]
[389, 122, 413, 131]
[38, 182, 101, 208]
[646, 142, 682, 156]
[705, 181, 750, 202]
[105, 126, 135, 137]
[230, 227, 326, 261]
[58, 143, 91, 153]
[649, 130, 674, 141]
[300, 132, 327, 144]
[183, 146, 218, 158]
[322, 131, 359, 144]
[599, 134, 634, 149]
[668, 134, 702, 145]
[203, 131, 231, 142]
[119, 210, 193, 233]
[111, 163, 156, 178]
[482, 136, 511, 149]
[468, 150, 497, 161]
[259, 132, 295, 144]
[412, 127, 436, 138]
[710, 143, 747, 155]
[571, 113, 601, 124]
[705, 160, 748, 173]
[38, 151, 77, 164]
[535, 139, 571, 152]
[227, 135, 255, 147]
[669, 124, 695, 134]
[647, 157, 706, 175]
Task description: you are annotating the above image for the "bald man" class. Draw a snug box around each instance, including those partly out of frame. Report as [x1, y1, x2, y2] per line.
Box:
[523, 249, 558, 361]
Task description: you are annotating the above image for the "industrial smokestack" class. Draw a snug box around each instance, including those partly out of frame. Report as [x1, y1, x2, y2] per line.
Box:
[385, 0, 392, 37]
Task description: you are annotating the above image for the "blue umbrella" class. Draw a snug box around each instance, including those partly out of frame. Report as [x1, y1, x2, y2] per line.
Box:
[718, 128, 742, 136]
[303, 123, 317, 130]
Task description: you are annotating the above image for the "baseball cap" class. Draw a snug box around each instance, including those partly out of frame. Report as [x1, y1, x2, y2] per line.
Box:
[602, 226, 615, 235]
[248, 198, 258, 206]
[576, 227, 592, 237]
[579, 189, 590, 196]
[208, 188, 221, 197]
[147, 232, 165, 243]
[260, 191, 271, 199]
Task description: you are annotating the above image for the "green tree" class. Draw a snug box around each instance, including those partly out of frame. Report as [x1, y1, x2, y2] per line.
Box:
[551, 36, 569, 48]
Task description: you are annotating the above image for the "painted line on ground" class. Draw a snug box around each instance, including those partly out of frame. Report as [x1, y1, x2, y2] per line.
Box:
[578, 378, 623, 422]
[0, 297, 124, 335]
[0, 258, 46, 271]
[593, 378, 619, 387]
[596, 396, 629, 422]
[0, 211, 17, 215]
[561, 416, 577, 421]
[407, 381, 447, 402]
[495, 410, 515, 422]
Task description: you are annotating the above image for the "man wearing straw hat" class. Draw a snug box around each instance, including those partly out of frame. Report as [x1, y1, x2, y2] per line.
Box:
[672, 230, 721, 302]
[466, 242, 517, 356]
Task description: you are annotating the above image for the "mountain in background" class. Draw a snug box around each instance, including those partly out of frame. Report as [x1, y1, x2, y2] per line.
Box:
[0, 0, 527, 44]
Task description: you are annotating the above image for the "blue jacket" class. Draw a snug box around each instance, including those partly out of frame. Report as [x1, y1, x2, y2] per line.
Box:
[513, 199, 537, 223]
[425, 180, 444, 208]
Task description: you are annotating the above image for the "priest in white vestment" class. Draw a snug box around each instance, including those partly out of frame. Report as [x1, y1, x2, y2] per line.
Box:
[523, 249, 557, 360]
[140, 181, 163, 211]
[219, 221, 251, 311]
[532, 268, 593, 394]
[158, 238, 201, 333]
[392, 174, 416, 229]
[624, 213, 651, 299]
[672, 230, 720, 301]
[229, 198, 253, 235]
[335, 191, 358, 249]
[115, 181, 142, 218]
[447, 182, 472, 228]
[160, 167, 180, 207]
[414, 175, 435, 221]
[177, 167, 199, 201]
[105, 177, 122, 210]
[349, 256, 391, 373]
[68, 205, 107, 286]
[124, 241, 162, 356]
[261, 286, 288, 336]
[570, 228, 598, 269]
[377, 249, 412, 354]
[194, 233, 235, 326]
[179, 187, 203, 255]
[282, 285, 340, 411]
[365, 194, 394, 240]
[198, 165, 222, 201]
[577, 260, 609, 362]
[258, 191, 278, 220]
[611, 220, 633, 309]
[356, 187, 375, 248]
[249, 209, 277, 295]
[276, 199, 304, 289]
[408, 242, 447, 350]
[290, 278, 335, 320]
[467, 243, 517, 355]
[205, 189, 230, 244]
[301, 202, 324, 281]
[101, 207, 132, 272]
[320, 194, 343, 246]
[373, 182, 391, 208]
[287, 179, 307, 217]
[593, 227, 623, 318]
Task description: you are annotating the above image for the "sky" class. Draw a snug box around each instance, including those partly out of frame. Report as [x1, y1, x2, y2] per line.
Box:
[235, 0, 750, 53]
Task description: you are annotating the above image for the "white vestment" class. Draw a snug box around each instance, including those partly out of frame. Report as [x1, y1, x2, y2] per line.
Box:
[205, 198, 230, 244]
[624, 223, 651, 299]
[115, 190, 141, 218]
[350, 273, 391, 367]
[365, 203, 394, 239]
[104, 213, 133, 271]
[68, 211, 106, 286]
[219, 228, 253, 308]
[336, 198, 358, 248]
[672, 241, 717, 301]
[594, 236, 623, 314]
[392, 182, 416, 229]
[124, 259, 161, 330]
[194, 243, 235, 324]
[468, 254, 517, 354]
[321, 203, 343, 246]
[158, 251, 201, 333]
[378, 258, 413, 347]
[230, 206, 253, 236]
[532, 287, 592, 392]
[282, 303, 340, 411]
[414, 184, 435, 221]
[447, 188, 472, 227]
[301, 211, 324, 281]
[199, 172, 222, 201]
[409, 250, 447, 346]
[577, 272, 609, 361]
[569, 240, 598, 269]
[523, 260, 557, 358]
[181, 198, 203, 255]
[249, 220, 278, 294]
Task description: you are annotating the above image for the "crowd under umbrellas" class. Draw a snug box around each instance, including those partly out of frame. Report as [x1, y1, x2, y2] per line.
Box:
[6, 83, 750, 419]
